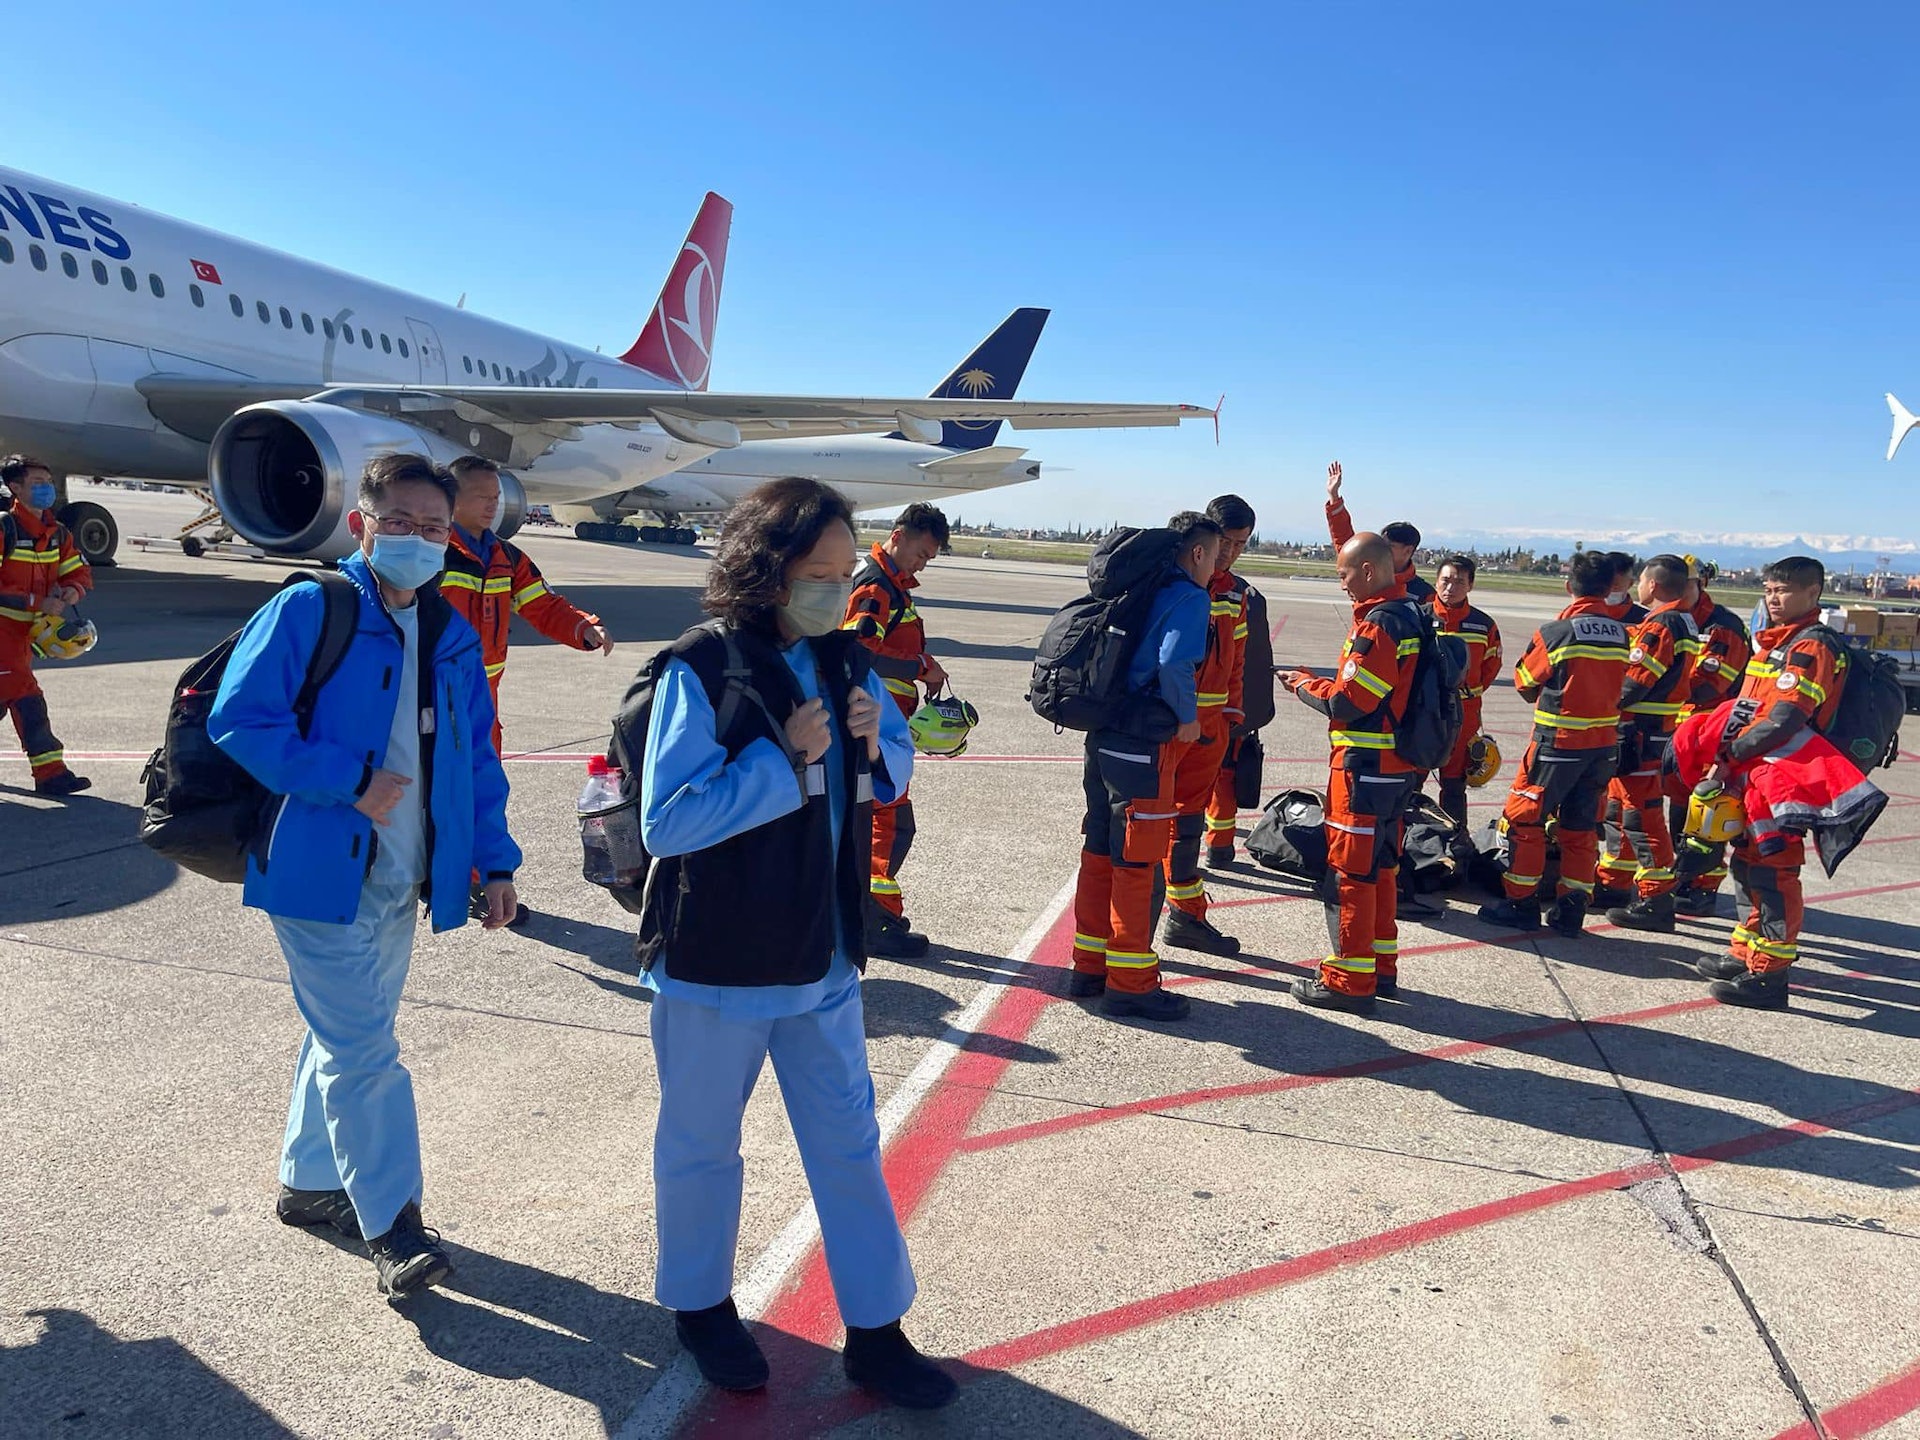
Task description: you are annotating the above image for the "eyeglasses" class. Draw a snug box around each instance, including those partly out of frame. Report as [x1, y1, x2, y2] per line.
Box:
[361, 509, 451, 544]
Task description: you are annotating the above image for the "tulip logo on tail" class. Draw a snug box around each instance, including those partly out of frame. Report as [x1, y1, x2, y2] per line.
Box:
[621, 193, 733, 391]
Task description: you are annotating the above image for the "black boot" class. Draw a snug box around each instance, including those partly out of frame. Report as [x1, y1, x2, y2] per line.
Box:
[1673, 888, 1721, 919]
[365, 1201, 451, 1298]
[33, 771, 90, 796]
[865, 903, 930, 959]
[276, 1185, 362, 1241]
[676, 1297, 769, 1392]
[1065, 969, 1106, 998]
[1695, 952, 1749, 981]
[1374, 972, 1399, 998]
[1548, 893, 1589, 938]
[1590, 883, 1632, 910]
[1710, 968, 1790, 1010]
[1100, 986, 1191, 1022]
[1162, 909, 1241, 957]
[843, 1320, 958, 1410]
[1477, 897, 1542, 931]
[1606, 893, 1675, 932]
[1204, 845, 1237, 871]
[1290, 976, 1376, 1014]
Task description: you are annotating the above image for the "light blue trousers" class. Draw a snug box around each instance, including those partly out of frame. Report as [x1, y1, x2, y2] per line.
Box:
[271, 879, 423, 1241]
[650, 975, 917, 1328]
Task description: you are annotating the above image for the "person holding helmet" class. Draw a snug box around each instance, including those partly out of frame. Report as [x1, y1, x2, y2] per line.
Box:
[842, 502, 952, 959]
[0, 455, 93, 795]
[1428, 553, 1504, 838]
[1323, 460, 1434, 603]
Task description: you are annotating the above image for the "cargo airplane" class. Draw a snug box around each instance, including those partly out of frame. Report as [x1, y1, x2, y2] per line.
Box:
[0, 167, 1211, 563]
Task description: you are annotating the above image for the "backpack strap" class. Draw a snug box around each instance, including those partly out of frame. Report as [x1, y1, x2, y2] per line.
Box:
[672, 622, 804, 770]
[282, 572, 360, 738]
[0, 511, 15, 565]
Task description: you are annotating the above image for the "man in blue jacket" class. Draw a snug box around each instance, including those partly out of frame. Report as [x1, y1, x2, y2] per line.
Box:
[210, 453, 520, 1299]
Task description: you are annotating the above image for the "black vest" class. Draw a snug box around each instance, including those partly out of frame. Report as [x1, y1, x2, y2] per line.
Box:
[637, 623, 876, 986]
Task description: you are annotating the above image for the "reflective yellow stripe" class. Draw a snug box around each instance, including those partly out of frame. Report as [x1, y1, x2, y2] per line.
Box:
[28, 749, 62, 766]
[11, 551, 58, 564]
[1105, 948, 1159, 969]
[1196, 691, 1229, 707]
[1795, 676, 1827, 703]
[1635, 866, 1674, 883]
[57, 555, 86, 576]
[1632, 654, 1670, 679]
[1072, 933, 1109, 953]
[869, 876, 902, 895]
[1675, 638, 1702, 654]
[1623, 700, 1684, 716]
[1167, 879, 1206, 901]
[1514, 662, 1537, 688]
[483, 660, 507, 677]
[1546, 645, 1626, 663]
[440, 572, 483, 592]
[1532, 709, 1617, 730]
[1745, 659, 1779, 678]
[1396, 639, 1421, 657]
[0, 605, 32, 622]
[1330, 730, 1394, 750]
[1372, 940, 1398, 956]
[1209, 602, 1239, 616]
[1323, 953, 1375, 975]
[1349, 667, 1392, 699]
[1560, 877, 1595, 894]
[1748, 936, 1797, 960]
[512, 581, 548, 607]
[1233, 624, 1250, 640]
[1204, 815, 1237, 832]
[1504, 872, 1542, 888]
[883, 677, 918, 698]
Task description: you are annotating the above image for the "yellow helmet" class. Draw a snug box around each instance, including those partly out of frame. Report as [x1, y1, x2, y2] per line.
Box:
[1465, 734, 1502, 788]
[1683, 784, 1745, 844]
[29, 610, 97, 661]
[907, 691, 978, 757]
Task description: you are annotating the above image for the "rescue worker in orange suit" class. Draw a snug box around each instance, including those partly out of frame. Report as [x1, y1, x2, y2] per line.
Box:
[445, 455, 613, 926]
[841, 502, 951, 960]
[1070, 513, 1222, 1024]
[1693, 555, 1848, 1009]
[1428, 553, 1503, 839]
[0, 455, 92, 796]
[1323, 459, 1434, 603]
[1277, 532, 1424, 1014]
[1478, 550, 1633, 937]
[1161, 496, 1255, 957]
[1668, 559, 1752, 917]
[1202, 495, 1266, 868]
[1602, 555, 1701, 933]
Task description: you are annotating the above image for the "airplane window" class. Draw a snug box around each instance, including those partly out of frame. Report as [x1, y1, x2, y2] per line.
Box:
[60, 252, 78, 279]
[150, 274, 164, 298]
[121, 266, 137, 291]
[343, 325, 355, 345]
[360, 328, 372, 348]
[398, 338, 410, 359]
[462, 356, 473, 374]
[0, 237, 12, 263]
[279, 306, 293, 329]
[230, 293, 245, 317]
[491, 362, 502, 380]
[93, 259, 109, 285]
[322, 318, 334, 338]
[380, 333, 392, 354]
[301, 313, 314, 334]
[190, 283, 205, 307]
[29, 244, 47, 271]
[257, 301, 271, 324]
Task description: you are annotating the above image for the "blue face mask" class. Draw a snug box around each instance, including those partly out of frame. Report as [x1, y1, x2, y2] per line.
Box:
[27, 482, 56, 510]
[367, 533, 446, 591]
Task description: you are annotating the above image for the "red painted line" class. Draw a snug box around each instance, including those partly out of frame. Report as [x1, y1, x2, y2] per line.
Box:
[1854, 831, 1920, 848]
[1769, 1356, 1920, 1440]
[1270, 614, 1289, 642]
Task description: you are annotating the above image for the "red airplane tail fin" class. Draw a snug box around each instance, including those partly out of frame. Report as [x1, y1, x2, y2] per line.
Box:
[620, 192, 733, 389]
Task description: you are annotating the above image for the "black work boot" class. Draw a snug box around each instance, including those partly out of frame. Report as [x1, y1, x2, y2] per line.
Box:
[1696, 952, 1751, 982]
[1162, 909, 1241, 957]
[1204, 846, 1237, 871]
[675, 1297, 769, 1392]
[865, 903, 930, 959]
[843, 1320, 959, 1410]
[1100, 986, 1191, 1022]
[1065, 969, 1106, 998]
[1607, 893, 1675, 932]
[276, 1185, 362, 1241]
[33, 771, 90, 797]
[1548, 893, 1589, 938]
[1374, 972, 1399, 998]
[1290, 976, 1377, 1014]
[366, 1201, 451, 1299]
[1477, 897, 1542, 931]
[1590, 883, 1632, 911]
[1673, 888, 1721, 919]
[1710, 968, 1791, 1010]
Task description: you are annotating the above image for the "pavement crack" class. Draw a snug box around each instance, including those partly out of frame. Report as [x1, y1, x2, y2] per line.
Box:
[1533, 944, 1831, 1438]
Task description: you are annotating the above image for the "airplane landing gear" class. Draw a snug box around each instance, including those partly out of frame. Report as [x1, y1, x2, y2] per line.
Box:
[574, 521, 642, 544]
[58, 499, 120, 568]
[638, 525, 699, 546]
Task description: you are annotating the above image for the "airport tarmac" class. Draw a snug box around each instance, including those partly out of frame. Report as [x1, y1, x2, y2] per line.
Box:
[4, 486, 1919, 1440]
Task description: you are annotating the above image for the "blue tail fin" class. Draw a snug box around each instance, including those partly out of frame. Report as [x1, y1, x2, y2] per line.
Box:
[920, 307, 1050, 451]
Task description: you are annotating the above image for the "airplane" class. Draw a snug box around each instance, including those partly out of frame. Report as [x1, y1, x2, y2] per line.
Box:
[1887, 393, 1918, 461]
[557, 307, 1052, 542]
[0, 165, 1214, 565]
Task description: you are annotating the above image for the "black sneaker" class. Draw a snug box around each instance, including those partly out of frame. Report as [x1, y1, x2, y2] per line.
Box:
[1162, 909, 1241, 957]
[1710, 969, 1790, 1010]
[1100, 986, 1191, 1022]
[33, 771, 90, 797]
[1696, 952, 1750, 982]
[1548, 893, 1589, 938]
[1673, 889, 1721, 919]
[843, 1321, 959, 1410]
[276, 1185, 362, 1241]
[1290, 976, 1377, 1014]
[366, 1201, 451, 1298]
[1606, 894, 1675, 933]
[1477, 898, 1542, 931]
[675, 1297, 769, 1392]
[1065, 969, 1106, 998]
[1204, 847, 1238, 871]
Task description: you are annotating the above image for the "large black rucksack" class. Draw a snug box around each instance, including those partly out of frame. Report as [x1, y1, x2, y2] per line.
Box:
[1028, 527, 1186, 735]
[1246, 787, 1329, 879]
[1823, 639, 1906, 772]
[1237, 581, 1276, 734]
[1400, 793, 1466, 892]
[139, 571, 359, 883]
[1372, 597, 1467, 773]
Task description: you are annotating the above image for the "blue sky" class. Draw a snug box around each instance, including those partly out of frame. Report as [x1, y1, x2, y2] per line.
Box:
[11, 2, 1920, 545]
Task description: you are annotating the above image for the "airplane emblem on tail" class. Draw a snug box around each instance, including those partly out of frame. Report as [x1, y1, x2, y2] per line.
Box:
[954, 368, 994, 397]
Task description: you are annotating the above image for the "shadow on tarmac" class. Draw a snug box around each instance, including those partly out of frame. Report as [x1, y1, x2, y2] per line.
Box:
[0, 793, 178, 925]
[0, 1307, 298, 1440]
[862, 969, 1058, 1062]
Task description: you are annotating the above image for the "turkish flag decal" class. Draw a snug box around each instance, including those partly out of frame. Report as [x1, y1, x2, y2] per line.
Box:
[191, 259, 222, 285]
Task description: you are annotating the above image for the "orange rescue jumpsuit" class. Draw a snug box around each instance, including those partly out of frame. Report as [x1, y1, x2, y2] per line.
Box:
[1667, 591, 1752, 896]
[1431, 596, 1503, 831]
[1294, 583, 1422, 997]
[842, 544, 935, 919]
[1167, 570, 1247, 920]
[1718, 618, 1848, 975]
[1599, 599, 1700, 899]
[0, 500, 91, 783]
[441, 526, 600, 752]
[1501, 598, 1631, 905]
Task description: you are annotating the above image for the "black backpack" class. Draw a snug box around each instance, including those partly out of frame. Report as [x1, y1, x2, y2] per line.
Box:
[139, 572, 359, 883]
[1237, 582, 1276, 735]
[1246, 787, 1329, 879]
[1028, 527, 1186, 735]
[1400, 793, 1465, 893]
[1823, 640, 1906, 771]
[1372, 597, 1467, 773]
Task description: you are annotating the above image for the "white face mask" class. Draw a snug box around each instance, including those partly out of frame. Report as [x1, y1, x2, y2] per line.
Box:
[1606, 590, 1631, 607]
[778, 578, 853, 637]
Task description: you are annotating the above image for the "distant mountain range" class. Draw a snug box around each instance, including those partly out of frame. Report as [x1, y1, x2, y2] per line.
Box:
[1418, 528, 1919, 573]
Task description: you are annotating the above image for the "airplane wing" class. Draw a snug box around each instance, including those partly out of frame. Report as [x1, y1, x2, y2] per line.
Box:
[135, 376, 1214, 454]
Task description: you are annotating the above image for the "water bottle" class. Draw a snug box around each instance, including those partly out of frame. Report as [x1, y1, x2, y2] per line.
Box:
[578, 755, 624, 887]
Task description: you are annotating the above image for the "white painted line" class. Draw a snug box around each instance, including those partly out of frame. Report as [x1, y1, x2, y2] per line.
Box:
[611, 874, 1077, 1440]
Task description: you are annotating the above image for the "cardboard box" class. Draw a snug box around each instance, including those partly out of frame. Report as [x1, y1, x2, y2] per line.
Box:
[1875, 611, 1919, 649]
[1838, 605, 1881, 638]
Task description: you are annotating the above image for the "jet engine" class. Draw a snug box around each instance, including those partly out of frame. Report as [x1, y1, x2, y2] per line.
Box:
[493, 469, 528, 540]
[209, 400, 475, 559]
